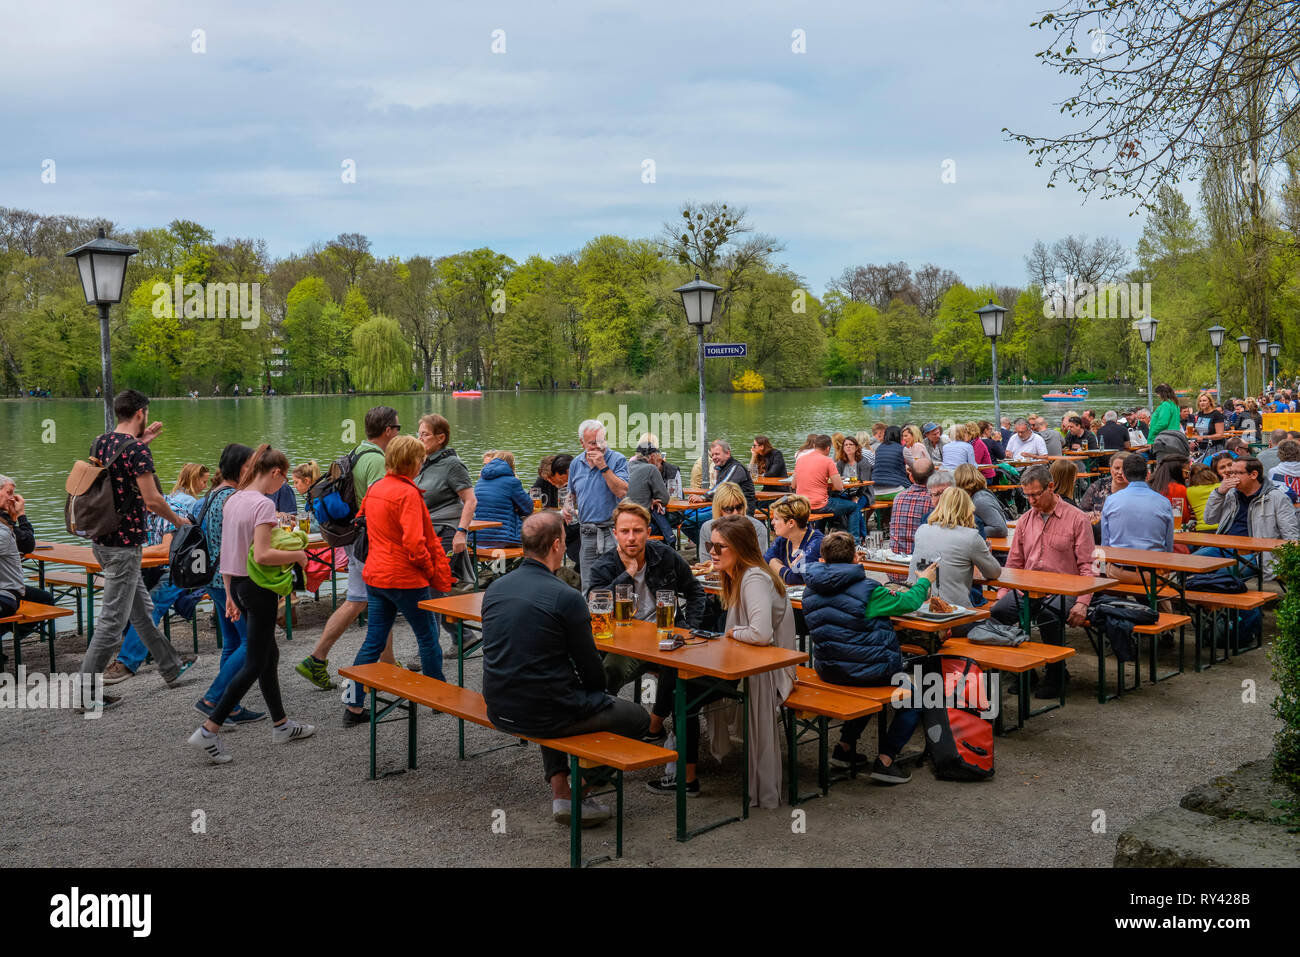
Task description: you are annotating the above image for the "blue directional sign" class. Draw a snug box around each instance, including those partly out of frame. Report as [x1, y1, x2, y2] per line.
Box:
[704, 343, 747, 359]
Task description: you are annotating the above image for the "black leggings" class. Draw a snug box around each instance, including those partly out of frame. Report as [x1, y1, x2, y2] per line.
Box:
[653, 672, 738, 764]
[211, 576, 285, 725]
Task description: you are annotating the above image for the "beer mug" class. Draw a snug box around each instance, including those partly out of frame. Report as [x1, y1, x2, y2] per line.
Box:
[529, 488, 544, 512]
[297, 511, 311, 535]
[1171, 498, 1184, 532]
[614, 583, 634, 625]
[655, 590, 676, 638]
[589, 589, 613, 642]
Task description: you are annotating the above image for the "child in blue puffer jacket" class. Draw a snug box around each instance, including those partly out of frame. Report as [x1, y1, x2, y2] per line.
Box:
[473, 451, 533, 547]
[802, 531, 935, 785]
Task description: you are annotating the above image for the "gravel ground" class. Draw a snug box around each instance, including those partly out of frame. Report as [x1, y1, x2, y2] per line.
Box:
[0, 597, 1282, 868]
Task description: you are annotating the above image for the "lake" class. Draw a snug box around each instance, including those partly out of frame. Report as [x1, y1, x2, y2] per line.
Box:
[3, 384, 1143, 542]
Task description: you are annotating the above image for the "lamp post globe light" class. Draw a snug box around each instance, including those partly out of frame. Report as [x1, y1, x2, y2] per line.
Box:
[674, 273, 722, 489]
[65, 228, 139, 431]
[1134, 317, 1157, 406]
[1237, 335, 1252, 396]
[1207, 325, 1226, 400]
[1269, 341, 1281, 386]
[975, 299, 1008, 431]
[1258, 339, 1270, 395]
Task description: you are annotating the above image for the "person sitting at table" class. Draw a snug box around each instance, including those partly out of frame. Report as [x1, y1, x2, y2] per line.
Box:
[626, 441, 671, 540]
[587, 501, 707, 697]
[682, 439, 758, 550]
[989, 465, 1095, 699]
[792, 434, 818, 465]
[646, 516, 796, 806]
[1097, 410, 1130, 457]
[921, 422, 948, 465]
[764, 495, 823, 586]
[1200, 456, 1300, 597]
[1064, 416, 1099, 452]
[978, 420, 1005, 467]
[793, 434, 866, 542]
[1032, 415, 1065, 456]
[1005, 418, 1048, 459]
[953, 464, 1008, 539]
[910, 488, 1002, 627]
[1184, 462, 1221, 530]
[699, 482, 768, 554]
[1149, 456, 1194, 530]
[872, 426, 909, 499]
[532, 453, 581, 565]
[804, 530, 936, 782]
[482, 511, 650, 826]
[939, 423, 977, 471]
[1266, 439, 1300, 502]
[0, 475, 57, 646]
[748, 435, 788, 479]
[869, 422, 887, 450]
[964, 420, 995, 479]
[900, 425, 928, 473]
[1049, 458, 1080, 508]
[888, 456, 936, 560]
[473, 450, 533, 548]
[1100, 453, 1175, 584]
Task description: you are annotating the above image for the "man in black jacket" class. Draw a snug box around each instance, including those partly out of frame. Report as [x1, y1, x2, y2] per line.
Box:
[481, 511, 650, 827]
[587, 502, 708, 693]
[681, 439, 757, 550]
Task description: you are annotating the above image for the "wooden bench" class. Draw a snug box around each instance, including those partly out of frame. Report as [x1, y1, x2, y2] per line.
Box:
[1104, 581, 1275, 669]
[0, 601, 75, 672]
[338, 663, 675, 868]
[1082, 610, 1191, 702]
[28, 570, 98, 635]
[781, 683, 882, 803]
[472, 546, 524, 570]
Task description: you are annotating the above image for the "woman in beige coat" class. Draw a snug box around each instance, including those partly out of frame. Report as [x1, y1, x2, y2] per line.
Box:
[709, 515, 797, 808]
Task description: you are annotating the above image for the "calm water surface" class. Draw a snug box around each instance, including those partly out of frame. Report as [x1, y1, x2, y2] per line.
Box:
[3, 385, 1142, 544]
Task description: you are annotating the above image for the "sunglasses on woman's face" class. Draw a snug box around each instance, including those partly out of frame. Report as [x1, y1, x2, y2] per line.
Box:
[721, 504, 745, 514]
[705, 541, 729, 554]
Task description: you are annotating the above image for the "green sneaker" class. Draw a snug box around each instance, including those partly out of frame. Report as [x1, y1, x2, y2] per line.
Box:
[295, 656, 336, 690]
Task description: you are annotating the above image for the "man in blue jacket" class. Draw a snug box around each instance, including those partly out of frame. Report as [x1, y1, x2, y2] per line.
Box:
[482, 511, 650, 826]
[802, 532, 935, 785]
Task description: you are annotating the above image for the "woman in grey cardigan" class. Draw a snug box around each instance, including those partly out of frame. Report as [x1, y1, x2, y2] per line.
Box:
[953, 464, 1008, 538]
[909, 488, 1003, 625]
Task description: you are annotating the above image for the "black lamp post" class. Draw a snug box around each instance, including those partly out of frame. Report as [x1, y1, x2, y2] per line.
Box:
[66, 228, 138, 431]
[1207, 325, 1226, 399]
[1269, 341, 1281, 386]
[1135, 318, 1157, 405]
[1237, 335, 1252, 397]
[674, 273, 721, 488]
[976, 299, 1008, 430]
[1258, 339, 1270, 395]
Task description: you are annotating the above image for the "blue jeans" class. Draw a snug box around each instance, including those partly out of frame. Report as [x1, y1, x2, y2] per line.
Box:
[678, 508, 712, 550]
[344, 585, 446, 708]
[201, 585, 249, 706]
[841, 676, 920, 757]
[117, 579, 186, 672]
[828, 495, 867, 540]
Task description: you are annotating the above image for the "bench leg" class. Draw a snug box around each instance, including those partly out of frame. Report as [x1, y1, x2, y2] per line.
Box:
[569, 754, 582, 868]
[741, 677, 750, 820]
[369, 687, 378, 780]
[786, 710, 798, 808]
[818, 716, 829, 796]
[455, 620, 466, 760]
[408, 699, 418, 770]
[47, 619, 56, 674]
[615, 769, 624, 859]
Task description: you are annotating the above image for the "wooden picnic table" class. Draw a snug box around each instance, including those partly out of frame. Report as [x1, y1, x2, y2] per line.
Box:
[419, 591, 490, 757]
[752, 476, 792, 487]
[596, 618, 806, 842]
[0, 600, 75, 672]
[1172, 531, 1286, 590]
[1091, 546, 1235, 610]
[25, 540, 169, 642]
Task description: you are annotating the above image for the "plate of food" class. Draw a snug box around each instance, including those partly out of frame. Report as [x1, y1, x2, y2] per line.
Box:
[908, 596, 971, 621]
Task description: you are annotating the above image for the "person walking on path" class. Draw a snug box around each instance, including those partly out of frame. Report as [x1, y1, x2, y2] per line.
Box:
[78, 390, 198, 710]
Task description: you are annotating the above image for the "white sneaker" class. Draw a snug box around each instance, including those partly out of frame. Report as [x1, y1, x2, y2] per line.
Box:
[271, 718, 316, 744]
[552, 797, 611, 827]
[188, 727, 232, 764]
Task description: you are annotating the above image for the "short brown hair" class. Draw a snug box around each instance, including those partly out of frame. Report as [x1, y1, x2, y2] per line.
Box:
[820, 530, 856, 564]
[364, 406, 399, 439]
[521, 511, 564, 557]
[612, 501, 651, 527]
[385, 434, 426, 477]
[770, 494, 811, 527]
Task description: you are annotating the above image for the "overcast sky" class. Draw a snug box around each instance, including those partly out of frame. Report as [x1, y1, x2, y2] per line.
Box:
[0, 0, 1147, 292]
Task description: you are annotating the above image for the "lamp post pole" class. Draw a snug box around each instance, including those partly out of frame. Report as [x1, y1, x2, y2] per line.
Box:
[990, 337, 1000, 432]
[697, 325, 708, 489]
[1238, 335, 1251, 398]
[976, 300, 1008, 437]
[1259, 340, 1270, 395]
[675, 273, 722, 491]
[97, 302, 113, 431]
[1208, 325, 1226, 402]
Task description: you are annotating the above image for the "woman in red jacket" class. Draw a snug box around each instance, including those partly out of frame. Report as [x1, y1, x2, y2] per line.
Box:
[343, 435, 454, 724]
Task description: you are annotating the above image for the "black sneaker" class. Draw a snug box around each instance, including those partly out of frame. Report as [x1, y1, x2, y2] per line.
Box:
[870, 758, 912, 785]
[830, 747, 871, 770]
[647, 775, 699, 797]
[642, 727, 668, 745]
[343, 707, 369, 727]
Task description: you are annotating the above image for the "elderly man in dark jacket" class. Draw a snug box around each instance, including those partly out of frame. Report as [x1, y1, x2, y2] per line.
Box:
[482, 511, 649, 826]
[800, 531, 936, 785]
[587, 501, 708, 694]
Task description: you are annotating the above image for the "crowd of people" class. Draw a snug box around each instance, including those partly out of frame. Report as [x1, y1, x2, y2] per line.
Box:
[3, 380, 1297, 830]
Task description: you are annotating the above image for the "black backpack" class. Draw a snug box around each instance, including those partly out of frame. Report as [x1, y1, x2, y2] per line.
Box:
[168, 489, 220, 589]
[308, 446, 383, 547]
[1088, 595, 1159, 663]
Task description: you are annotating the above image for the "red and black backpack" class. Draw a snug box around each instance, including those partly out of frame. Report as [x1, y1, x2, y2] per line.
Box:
[917, 654, 995, 781]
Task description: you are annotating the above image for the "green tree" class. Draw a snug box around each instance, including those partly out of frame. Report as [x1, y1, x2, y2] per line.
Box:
[349, 315, 412, 392]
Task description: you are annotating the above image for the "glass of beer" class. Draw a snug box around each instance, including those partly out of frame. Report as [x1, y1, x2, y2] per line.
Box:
[656, 590, 676, 639]
[614, 584, 634, 625]
[297, 511, 311, 535]
[529, 488, 543, 512]
[1172, 498, 1184, 532]
[589, 589, 613, 642]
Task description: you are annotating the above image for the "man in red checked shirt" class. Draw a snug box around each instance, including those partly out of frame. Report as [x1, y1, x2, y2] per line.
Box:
[990, 464, 1095, 699]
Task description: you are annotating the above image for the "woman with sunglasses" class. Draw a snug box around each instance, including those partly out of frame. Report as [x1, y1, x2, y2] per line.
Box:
[763, 495, 822, 586]
[646, 515, 796, 806]
[698, 482, 768, 554]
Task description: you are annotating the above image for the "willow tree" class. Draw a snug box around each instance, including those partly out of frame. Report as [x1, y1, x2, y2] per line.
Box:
[349, 315, 412, 393]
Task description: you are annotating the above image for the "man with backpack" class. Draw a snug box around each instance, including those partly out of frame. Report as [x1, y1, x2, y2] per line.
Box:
[77, 390, 198, 710]
[295, 406, 398, 693]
